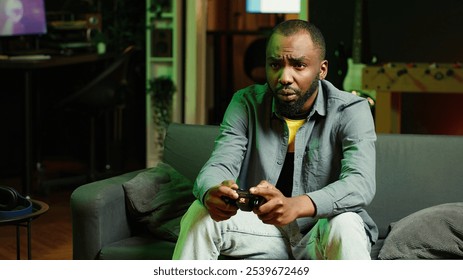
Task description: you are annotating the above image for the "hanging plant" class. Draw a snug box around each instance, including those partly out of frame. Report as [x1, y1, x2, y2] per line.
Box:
[148, 76, 176, 150]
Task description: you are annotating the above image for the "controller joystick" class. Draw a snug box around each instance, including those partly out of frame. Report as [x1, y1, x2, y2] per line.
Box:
[222, 189, 265, 211]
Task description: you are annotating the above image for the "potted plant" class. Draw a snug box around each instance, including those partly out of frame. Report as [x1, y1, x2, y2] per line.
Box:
[148, 76, 176, 152]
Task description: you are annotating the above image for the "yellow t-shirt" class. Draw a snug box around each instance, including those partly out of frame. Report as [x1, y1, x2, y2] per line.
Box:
[284, 118, 306, 152]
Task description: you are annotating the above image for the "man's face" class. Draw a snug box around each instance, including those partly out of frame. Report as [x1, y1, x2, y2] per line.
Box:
[266, 31, 328, 118]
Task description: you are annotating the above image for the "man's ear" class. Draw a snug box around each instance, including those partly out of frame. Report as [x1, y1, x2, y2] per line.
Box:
[319, 60, 328, 80]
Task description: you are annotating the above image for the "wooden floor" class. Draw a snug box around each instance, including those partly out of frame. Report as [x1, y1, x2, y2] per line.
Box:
[0, 188, 73, 260]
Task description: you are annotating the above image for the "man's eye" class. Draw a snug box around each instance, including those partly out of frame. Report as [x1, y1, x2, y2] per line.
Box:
[269, 63, 280, 69]
[294, 63, 306, 70]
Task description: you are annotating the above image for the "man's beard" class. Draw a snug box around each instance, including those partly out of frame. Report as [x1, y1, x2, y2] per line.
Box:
[274, 75, 320, 119]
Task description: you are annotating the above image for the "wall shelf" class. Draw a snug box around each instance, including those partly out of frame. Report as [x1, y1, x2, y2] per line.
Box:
[145, 0, 183, 167]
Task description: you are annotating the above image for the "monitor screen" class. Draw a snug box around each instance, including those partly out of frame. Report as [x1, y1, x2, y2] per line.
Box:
[246, 0, 301, 14]
[0, 0, 47, 37]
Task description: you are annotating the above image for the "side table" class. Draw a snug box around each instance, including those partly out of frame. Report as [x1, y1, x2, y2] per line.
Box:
[0, 199, 49, 260]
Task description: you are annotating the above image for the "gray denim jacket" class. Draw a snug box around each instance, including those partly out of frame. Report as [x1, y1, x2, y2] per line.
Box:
[194, 80, 378, 243]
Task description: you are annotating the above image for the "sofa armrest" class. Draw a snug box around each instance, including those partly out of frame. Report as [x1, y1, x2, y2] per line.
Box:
[70, 169, 146, 259]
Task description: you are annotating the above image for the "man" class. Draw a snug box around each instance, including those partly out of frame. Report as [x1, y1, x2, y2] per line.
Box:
[173, 19, 377, 260]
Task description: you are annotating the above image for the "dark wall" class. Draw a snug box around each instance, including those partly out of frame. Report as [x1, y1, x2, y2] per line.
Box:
[309, 0, 354, 89]
[366, 0, 463, 63]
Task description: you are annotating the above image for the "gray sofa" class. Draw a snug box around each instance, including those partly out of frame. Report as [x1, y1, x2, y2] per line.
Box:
[71, 123, 463, 260]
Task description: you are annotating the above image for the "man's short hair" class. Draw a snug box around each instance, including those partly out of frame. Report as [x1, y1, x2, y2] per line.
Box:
[269, 19, 326, 60]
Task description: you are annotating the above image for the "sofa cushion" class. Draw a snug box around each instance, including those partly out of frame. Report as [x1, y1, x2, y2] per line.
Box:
[122, 162, 195, 241]
[99, 235, 176, 260]
[378, 202, 463, 259]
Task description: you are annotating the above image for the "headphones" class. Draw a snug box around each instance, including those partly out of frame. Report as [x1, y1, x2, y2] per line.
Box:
[0, 186, 33, 220]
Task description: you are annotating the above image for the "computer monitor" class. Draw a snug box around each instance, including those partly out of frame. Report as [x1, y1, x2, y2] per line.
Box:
[246, 0, 301, 14]
[0, 0, 47, 37]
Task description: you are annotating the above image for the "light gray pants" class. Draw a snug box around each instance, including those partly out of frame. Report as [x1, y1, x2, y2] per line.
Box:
[173, 200, 371, 260]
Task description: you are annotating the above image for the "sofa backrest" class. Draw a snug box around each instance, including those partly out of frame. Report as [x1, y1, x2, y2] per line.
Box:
[164, 123, 220, 182]
[164, 123, 463, 238]
[368, 133, 463, 238]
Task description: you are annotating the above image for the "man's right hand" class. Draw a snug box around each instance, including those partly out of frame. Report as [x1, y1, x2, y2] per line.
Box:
[204, 180, 239, 221]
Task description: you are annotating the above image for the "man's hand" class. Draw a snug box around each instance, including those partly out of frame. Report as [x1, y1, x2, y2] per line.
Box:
[204, 180, 239, 221]
[250, 180, 316, 226]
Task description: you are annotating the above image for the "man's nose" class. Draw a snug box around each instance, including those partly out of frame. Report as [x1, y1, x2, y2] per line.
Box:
[278, 67, 294, 85]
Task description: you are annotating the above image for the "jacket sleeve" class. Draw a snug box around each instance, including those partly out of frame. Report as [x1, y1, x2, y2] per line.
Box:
[308, 98, 376, 217]
[193, 92, 250, 202]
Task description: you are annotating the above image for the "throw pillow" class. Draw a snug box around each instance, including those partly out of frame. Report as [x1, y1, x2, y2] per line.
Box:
[378, 202, 463, 259]
[122, 162, 195, 241]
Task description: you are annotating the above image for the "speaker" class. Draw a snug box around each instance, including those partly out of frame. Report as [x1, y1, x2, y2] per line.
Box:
[152, 28, 172, 57]
[83, 13, 102, 31]
[82, 13, 102, 42]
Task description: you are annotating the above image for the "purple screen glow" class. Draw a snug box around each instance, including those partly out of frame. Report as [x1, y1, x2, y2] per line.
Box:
[0, 0, 47, 37]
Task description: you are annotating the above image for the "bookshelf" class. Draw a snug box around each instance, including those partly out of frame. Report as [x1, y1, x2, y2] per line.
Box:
[145, 0, 183, 167]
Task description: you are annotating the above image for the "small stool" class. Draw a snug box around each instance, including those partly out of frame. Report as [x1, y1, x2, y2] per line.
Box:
[0, 200, 49, 259]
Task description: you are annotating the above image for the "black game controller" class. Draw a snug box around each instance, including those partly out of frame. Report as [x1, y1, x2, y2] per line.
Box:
[222, 189, 265, 211]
